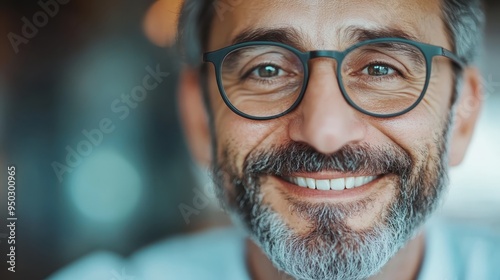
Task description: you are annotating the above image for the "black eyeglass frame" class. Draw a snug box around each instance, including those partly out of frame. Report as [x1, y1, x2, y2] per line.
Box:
[203, 38, 465, 120]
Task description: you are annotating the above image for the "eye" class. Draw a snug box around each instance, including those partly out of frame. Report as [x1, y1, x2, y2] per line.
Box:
[362, 64, 395, 76]
[251, 65, 283, 78]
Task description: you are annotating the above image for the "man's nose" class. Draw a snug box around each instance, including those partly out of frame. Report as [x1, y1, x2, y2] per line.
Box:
[289, 62, 366, 154]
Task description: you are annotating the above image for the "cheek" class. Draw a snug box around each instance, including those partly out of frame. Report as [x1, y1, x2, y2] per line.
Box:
[375, 64, 453, 150]
[420, 58, 455, 119]
[207, 73, 291, 169]
[373, 103, 449, 159]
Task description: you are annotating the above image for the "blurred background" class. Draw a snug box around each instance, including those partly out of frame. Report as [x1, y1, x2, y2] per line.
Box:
[0, 0, 498, 279]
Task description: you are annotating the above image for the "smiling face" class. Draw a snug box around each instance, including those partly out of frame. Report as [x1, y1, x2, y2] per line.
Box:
[180, 0, 482, 279]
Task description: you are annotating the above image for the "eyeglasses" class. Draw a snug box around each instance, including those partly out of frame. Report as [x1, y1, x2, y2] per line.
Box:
[203, 38, 465, 120]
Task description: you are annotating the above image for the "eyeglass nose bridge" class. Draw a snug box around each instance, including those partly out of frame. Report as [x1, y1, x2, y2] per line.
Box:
[308, 50, 344, 61]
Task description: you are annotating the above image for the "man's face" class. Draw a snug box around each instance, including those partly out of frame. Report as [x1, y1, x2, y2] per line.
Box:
[204, 0, 456, 279]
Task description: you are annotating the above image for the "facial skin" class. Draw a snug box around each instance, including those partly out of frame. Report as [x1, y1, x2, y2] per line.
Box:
[178, 0, 483, 279]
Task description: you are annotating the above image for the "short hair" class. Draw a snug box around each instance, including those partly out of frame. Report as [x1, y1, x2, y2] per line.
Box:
[176, 0, 485, 67]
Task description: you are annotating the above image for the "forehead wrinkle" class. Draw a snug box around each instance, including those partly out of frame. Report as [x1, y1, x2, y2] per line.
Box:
[209, 0, 445, 52]
[218, 0, 339, 50]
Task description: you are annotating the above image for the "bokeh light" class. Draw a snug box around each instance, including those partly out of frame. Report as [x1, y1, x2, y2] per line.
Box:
[68, 150, 142, 222]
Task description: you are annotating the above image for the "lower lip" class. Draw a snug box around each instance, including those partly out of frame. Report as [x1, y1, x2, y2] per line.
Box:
[275, 175, 385, 201]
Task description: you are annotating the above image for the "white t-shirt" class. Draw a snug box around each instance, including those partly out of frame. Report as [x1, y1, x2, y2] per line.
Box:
[49, 221, 500, 280]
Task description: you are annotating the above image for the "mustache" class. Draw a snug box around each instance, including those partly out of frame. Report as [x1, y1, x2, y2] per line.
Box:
[242, 142, 413, 176]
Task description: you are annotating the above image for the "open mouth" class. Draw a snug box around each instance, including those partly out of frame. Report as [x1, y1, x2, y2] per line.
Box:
[282, 175, 379, 191]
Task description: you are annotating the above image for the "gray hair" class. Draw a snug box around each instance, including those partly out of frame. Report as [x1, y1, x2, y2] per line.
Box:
[441, 0, 485, 65]
[177, 0, 485, 67]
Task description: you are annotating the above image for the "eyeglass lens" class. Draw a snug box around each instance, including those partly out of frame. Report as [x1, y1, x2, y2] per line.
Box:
[220, 42, 427, 118]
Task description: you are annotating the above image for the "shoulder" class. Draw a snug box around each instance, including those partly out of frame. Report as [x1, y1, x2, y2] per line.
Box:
[419, 219, 500, 280]
[48, 227, 249, 280]
[48, 251, 127, 280]
[129, 226, 249, 280]
[432, 221, 500, 260]
[444, 222, 499, 247]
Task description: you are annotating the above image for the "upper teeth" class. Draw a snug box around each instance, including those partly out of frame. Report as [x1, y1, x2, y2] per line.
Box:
[286, 176, 377, 191]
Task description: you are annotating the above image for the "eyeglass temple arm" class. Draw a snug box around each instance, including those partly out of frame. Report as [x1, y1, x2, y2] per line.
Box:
[441, 48, 466, 69]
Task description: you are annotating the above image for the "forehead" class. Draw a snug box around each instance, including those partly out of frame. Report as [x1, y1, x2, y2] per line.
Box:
[208, 0, 448, 50]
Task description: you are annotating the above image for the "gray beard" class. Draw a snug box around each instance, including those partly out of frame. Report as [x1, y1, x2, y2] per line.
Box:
[211, 119, 450, 280]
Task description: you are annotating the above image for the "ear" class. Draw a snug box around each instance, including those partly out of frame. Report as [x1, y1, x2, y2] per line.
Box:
[448, 67, 483, 166]
[177, 68, 212, 168]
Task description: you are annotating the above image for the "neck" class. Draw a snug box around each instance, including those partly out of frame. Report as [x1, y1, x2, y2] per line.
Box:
[246, 231, 426, 280]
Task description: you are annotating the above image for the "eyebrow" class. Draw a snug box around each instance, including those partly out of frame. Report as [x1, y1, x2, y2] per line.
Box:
[232, 27, 307, 50]
[343, 26, 421, 44]
[230, 26, 421, 50]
